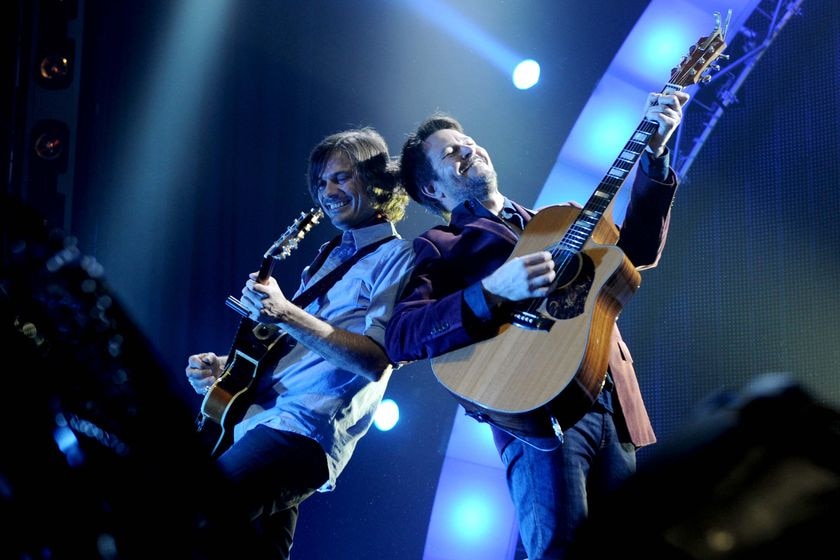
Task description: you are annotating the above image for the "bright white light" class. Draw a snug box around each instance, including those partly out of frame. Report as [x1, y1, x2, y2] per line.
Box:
[373, 398, 399, 431]
[512, 59, 540, 90]
[450, 492, 496, 540]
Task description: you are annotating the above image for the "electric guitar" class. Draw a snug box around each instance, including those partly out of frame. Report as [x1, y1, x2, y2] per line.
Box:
[198, 208, 323, 458]
[430, 13, 730, 446]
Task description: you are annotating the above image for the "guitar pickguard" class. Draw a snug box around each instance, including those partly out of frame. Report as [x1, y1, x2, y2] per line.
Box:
[546, 253, 595, 320]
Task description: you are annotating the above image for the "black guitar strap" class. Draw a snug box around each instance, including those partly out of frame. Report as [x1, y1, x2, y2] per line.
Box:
[197, 234, 396, 451]
[291, 234, 396, 310]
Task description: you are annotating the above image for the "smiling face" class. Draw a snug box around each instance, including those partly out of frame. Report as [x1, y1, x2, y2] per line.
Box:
[422, 128, 498, 211]
[316, 152, 377, 231]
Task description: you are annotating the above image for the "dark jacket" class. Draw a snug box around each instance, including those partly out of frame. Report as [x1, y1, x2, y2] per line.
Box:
[385, 161, 677, 447]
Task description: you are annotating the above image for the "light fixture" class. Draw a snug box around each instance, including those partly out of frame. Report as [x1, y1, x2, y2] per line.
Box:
[39, 54, 71, 82]
[32, 119, 69, 168]
[35, 41, 75, 89]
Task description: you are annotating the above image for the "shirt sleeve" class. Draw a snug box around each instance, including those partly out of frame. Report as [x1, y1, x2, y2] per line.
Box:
[463, 281, 494, 321]
[361, 239, 415, 347]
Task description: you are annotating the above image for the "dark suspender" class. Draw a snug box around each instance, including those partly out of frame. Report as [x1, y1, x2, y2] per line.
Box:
[291, 234, 396, 309]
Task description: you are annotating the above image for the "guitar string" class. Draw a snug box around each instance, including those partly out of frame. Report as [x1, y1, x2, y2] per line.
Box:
[523, 41, 718, 318]
[521, 118, 659, 316]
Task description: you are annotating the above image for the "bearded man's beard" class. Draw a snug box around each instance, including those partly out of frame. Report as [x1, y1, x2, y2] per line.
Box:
[461, 169, 498, 201]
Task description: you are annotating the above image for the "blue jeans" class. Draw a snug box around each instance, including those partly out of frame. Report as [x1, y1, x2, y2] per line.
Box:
[497, 387, 636, 560]
[217, 425, 328, 559]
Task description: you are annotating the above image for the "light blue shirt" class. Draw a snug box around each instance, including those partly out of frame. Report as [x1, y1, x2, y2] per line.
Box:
[233, 221, 414, 491]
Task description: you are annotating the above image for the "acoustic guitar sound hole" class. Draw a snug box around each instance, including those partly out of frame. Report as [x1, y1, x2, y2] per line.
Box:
[546, 252, 595, 319]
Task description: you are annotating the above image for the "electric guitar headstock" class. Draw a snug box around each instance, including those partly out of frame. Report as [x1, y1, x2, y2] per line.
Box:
[225, 207, 324, 317]
[264, 207, 325, 261]
[669, 10, 731, 88]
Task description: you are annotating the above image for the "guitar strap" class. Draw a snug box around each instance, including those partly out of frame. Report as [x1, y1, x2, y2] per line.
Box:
[291, 234, 396, 310]
[197, 232, 396, 448]
[221, 232, 395, 383]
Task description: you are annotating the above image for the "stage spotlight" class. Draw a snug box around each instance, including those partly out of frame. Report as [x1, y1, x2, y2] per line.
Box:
[35, 40, 75, 89]
[373, 398, 399, 431]
[401, 0, 528, 89]
[34, 131, 65, 161]
[32, 119, 69, 169]
[512, 59, 540, 90]
[39, 54, 71, 82]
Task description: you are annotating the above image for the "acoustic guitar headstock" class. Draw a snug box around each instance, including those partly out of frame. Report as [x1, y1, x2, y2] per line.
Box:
[669, 10, 731, 88]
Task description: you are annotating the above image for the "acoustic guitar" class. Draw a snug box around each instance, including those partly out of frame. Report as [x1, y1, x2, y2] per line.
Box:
[431, 13, 730, 446]
[198, 208, 323, 457]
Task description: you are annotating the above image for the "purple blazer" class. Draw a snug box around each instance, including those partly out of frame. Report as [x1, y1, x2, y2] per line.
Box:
[385, 166, 678, 447]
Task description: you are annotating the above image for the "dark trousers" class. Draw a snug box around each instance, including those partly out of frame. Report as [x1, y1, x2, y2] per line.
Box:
[217, 425, 329, 559]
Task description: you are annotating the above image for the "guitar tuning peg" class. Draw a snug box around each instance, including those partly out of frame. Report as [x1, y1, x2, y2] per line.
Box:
[710, 64, 721, 72]
[717, 53, 730, 61]
[701, 74, 712, 83]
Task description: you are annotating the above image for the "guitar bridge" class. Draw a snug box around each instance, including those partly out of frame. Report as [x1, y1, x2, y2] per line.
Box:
[510, 310, 554, 331]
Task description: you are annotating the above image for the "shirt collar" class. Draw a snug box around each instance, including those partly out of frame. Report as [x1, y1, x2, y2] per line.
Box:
[345, 220, 399, 249]
[453, 196, 517, 219]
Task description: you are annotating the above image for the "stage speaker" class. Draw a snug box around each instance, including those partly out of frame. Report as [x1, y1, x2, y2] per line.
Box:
[570, 373, 840, 559]
[0, 192, 274, 559]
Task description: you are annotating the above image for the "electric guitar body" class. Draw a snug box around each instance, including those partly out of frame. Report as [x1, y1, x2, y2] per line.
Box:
[197, 208, 323, 458]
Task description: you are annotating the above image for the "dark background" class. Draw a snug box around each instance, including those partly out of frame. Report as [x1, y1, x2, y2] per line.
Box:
[3, 1, 838, 558]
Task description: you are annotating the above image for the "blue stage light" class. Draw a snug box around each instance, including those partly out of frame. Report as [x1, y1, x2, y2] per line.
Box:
[512, 59, 540, 90]
[373, 398, 400, 431]
[424, 456, 518, 559]
[401, 0, 533, 89]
